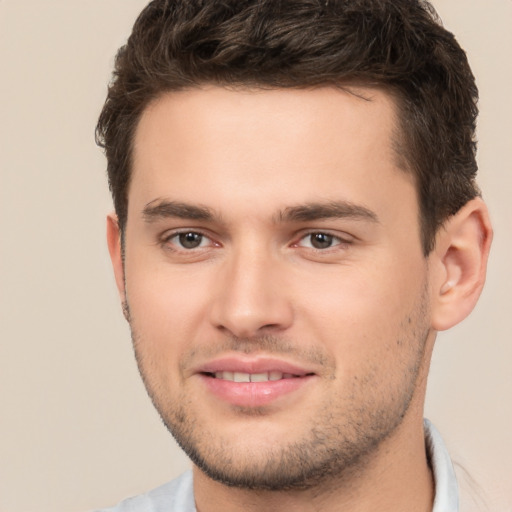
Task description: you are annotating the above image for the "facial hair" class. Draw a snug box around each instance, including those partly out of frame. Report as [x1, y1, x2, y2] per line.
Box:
[125, 286, 431, 492]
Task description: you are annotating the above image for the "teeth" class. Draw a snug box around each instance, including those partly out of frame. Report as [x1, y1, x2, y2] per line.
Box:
[234, 372, 250, 383]
[213, 371, 296, 382]
[215, 371, 233, 381]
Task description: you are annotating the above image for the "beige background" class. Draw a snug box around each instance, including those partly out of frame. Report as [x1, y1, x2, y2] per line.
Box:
[0, 1, 511, 511]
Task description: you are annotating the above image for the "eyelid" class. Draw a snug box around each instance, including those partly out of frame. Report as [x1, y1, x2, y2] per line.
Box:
[293, 230, 355, 248]
[160, 228, 220, 250]
[158, 227, 355, 252]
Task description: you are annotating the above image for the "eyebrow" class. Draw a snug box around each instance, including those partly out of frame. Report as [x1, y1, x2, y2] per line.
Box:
[143, 199, 215, 222]
[277, 201, 379, 224]
[142, 198, 379, 225]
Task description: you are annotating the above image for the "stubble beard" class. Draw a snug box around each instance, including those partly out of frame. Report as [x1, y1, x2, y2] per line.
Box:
[126, 288, 431, 492]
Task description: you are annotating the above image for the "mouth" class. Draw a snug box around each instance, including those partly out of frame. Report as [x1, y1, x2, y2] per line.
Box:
[205, 371, 312, 382]
[195, 358, 317, 407]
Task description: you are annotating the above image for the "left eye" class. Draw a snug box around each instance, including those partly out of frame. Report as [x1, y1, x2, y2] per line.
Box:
[298, 233, 342, 250]
[170, 232, 210, 249]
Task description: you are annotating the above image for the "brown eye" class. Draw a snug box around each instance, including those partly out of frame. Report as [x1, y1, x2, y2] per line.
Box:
[309, 233, 334, 249]
[178, 232, 204, 249]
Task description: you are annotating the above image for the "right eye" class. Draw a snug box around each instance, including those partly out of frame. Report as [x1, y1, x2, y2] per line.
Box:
[298, 232, 339, 250]
[164, 231, 212, 250]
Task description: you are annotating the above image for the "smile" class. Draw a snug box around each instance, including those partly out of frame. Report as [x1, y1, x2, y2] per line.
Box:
[211, 371, 301, 382]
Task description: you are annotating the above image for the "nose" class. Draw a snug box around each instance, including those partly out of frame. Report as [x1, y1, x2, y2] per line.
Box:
[209, 248, 294, 339]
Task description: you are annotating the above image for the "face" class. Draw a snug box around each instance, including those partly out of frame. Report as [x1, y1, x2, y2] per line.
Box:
[116, 86, 435, 490]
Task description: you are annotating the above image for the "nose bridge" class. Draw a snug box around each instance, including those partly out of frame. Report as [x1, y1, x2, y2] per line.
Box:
[210, 238, 293, 337]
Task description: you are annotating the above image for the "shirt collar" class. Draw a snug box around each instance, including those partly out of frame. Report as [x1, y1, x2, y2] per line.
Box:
[424, 419, 459, 512]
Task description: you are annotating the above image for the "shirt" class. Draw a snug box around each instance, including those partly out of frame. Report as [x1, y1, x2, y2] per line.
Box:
[96, 419, 458, 512]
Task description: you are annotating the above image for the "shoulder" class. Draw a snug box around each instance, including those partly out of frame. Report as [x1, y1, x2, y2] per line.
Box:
[93, 470, 195, 512]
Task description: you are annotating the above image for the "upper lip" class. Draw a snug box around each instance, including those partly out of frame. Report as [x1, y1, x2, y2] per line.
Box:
[193, 356, 315, 376]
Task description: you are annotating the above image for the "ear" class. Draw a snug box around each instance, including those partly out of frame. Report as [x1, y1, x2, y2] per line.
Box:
[430, 198, 493, 331]
[106, 212, 126, 304]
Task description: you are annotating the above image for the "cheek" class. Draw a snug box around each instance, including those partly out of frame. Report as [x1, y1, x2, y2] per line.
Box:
[124, 256, 215, 363]
[296, 256, 428, 364]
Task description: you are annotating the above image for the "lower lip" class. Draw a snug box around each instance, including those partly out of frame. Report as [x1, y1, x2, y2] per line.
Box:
[198, 374, 315, 407]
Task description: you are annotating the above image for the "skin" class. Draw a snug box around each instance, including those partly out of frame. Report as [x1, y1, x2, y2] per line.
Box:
[107, 86, 492, 512]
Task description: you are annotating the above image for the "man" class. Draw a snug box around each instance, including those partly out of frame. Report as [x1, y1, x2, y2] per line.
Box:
[95, 0, 492, 510]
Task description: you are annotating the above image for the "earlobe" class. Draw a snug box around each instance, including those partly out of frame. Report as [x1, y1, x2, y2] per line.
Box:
[430, 198, 493, 331]
[106, 212, 126, 305]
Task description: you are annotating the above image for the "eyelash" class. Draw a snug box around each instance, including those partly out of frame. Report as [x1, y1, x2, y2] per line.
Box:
[294, 231, 352, 251]
[160, 229, 352, 253]
[161, 230, 216, 251]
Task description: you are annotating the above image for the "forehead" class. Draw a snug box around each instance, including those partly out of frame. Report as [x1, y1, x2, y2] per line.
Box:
[130, 86, 415, 222]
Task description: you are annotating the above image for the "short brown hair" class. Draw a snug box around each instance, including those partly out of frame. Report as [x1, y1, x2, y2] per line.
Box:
[96, 0, 480, 254]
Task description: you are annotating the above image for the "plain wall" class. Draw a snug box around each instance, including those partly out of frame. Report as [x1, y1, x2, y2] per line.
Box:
[0, 1, 510, 511]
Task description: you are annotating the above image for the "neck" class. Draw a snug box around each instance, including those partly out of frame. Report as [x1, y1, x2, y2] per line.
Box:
[193, 413, 434, 512]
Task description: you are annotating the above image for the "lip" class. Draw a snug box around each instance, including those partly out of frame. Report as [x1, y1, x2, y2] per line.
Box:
[194, 356, 317, 408]
[196, 356, 314, 376]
